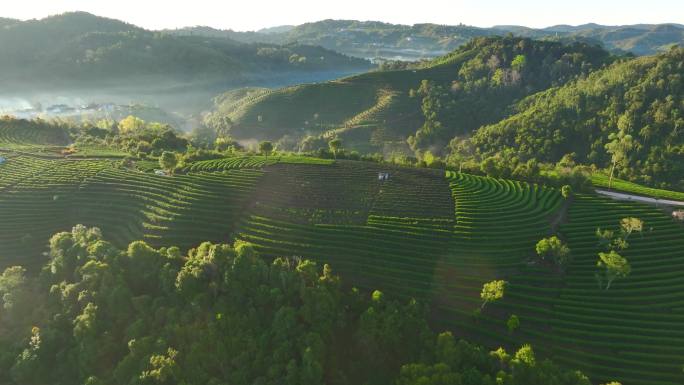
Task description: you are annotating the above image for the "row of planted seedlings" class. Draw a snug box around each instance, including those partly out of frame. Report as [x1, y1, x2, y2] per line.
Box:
[237, 214, 453, 300]
[0, 122, 64, 147]
[69, 167, 263, 251]
[237, 162, 455, 300]
[435, 172, 567, 363]
[0, 159, 113, 269]
[183, 155, 334, 173]
[548, 193, 684, 385]
[369, 167, 455, 221]
[184, 156, 277, 172]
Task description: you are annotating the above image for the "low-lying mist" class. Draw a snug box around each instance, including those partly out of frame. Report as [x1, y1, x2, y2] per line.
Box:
[1, 68, 367, 131]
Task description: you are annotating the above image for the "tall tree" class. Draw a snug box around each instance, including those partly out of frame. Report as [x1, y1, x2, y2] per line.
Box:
[620, 217, 644, 240]
[605, 130, 635, 189]
[259, 141, 274, 158]
[159, 151, 178, 173]
[596, 251, 631, 290]
[480, 280, 507, 310]
[118, 115, 146, 134]
[535, 236, 571, 269]
[328, 138, 343, 159]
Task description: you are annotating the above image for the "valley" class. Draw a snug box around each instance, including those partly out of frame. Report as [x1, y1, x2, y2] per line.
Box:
[1, 119, 684, 384]
[0, 6, 682, 385]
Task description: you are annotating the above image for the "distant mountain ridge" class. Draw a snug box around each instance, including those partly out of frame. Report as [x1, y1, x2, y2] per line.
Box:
[257, 25, 295, 34]
[0, 12, 371, 89]
[172, 19, 684, 59]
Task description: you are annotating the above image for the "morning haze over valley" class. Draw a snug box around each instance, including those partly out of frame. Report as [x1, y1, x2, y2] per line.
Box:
[0, 1, 682, 384]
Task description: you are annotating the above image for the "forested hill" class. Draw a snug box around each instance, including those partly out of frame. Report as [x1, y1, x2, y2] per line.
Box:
[206, 36, 613, 154]
[171, 19, 684, 59]
[0, 12, 371, 88]
[467, 46, 684, 190]
[0, 17, 19, 27]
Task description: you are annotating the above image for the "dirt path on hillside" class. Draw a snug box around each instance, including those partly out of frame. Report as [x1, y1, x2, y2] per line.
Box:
[549, 197, 573, 234]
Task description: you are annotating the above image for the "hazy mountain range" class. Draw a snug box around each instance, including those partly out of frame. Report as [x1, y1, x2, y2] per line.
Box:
[0, 12, 371, 91]
[170, 19, 684, 60]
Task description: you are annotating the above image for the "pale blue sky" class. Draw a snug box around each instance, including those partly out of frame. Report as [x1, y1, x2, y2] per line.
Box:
[3, 0, 683, 31]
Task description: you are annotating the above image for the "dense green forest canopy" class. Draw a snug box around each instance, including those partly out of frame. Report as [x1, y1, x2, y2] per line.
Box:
[0, 226, 597, 385]
[0, 12, 371, 88]
[466, 46, 684, 190]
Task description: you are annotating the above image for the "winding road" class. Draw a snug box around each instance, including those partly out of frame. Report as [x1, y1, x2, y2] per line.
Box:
[595, 189, 684, 207]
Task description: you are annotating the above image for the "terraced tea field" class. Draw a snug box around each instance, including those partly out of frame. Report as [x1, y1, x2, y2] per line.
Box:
[235, 161, 455, 299]
[431, 172, 566, 349]
[432, 176, 684, 385]
[183, 155, 333, 172]
[0, 118, 69, 152]
[551, 194, 684, 385]
[1, 144, 684, 384]
[0, 155, 262, 269]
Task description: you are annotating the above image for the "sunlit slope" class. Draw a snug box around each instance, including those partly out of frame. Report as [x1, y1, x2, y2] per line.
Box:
[3, 148, 684, 384]
[212, 47, 476, 147]
[431, 172, 564, 346]
[223, 69, 437, 144]
[235, 161, 456, 299]
[471, 47, 684, 189]
[213, 36, 611, 152]
[552, 194, 684, 385]
[435, 173, 684, 385]
[592, 173, 684, 201]
[0, 156, 262, 269]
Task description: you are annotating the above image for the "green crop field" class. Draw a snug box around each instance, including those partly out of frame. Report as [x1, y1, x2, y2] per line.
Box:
[1, 140, 684, 384]
[0, 158, 263, 270]
[182, 154, 333, 172]
[0, 118, 69, 153]
[233, 161, 455, 299]
[431, 172, 565, 350]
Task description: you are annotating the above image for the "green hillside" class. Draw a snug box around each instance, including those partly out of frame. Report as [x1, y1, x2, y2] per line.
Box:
[570, 24, 684, 55]
[209, 36, 612, 153]
[0, 12, 371, 88]
[468, 46, 684, 190]
[3, 118, 684, 384]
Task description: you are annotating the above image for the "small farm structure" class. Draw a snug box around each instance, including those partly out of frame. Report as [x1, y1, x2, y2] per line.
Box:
[673, 210, 684, 221]
[378, 172, 390, 181]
